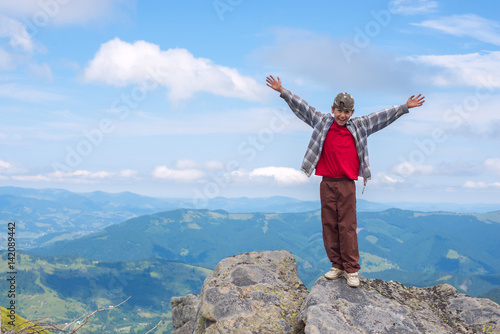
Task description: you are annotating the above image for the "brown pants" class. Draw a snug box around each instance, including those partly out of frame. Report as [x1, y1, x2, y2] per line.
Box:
[320, 177, 360, 273]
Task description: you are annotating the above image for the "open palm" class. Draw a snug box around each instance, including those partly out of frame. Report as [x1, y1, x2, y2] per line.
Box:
[266, 75, 283, 92]
[407, 94, 425, 108]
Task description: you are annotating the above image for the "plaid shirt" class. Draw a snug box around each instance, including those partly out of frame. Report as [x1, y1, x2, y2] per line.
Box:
[280, 89, 409, 186]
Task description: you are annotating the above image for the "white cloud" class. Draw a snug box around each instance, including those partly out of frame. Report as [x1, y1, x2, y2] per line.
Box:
[389, 0, 438, 15]
[406, 51, 500, 88]
[0, 48, 14, 70]
[0, 15, 51, 77]
[370, 172, 404, 187]
[204, 161, 225, 171]
[12, 174, 51, 182]
[463, 181, 486, 189]
[0, 133, 23, 141]
[485, 158, 500, 175]
[0, 14, 34, 53]
[0, 0, 132, 26]
[118, 169, 139, 178]
[10, 168, 142, 184]
[174, 160, 224, 171]
[83, 38, 267, 103]
[27, 62, 53, 81]
[463, 181, 500, 189]
[151, 162, 308, 186]
[249, 166, 308, 186]
[0, 160, 12, 168]
[12, 169, 116, 184]
[152, 166, 206, 183]
[49, 170, 114, 179]
[413, 14, 500, 45]
[253, 28, 418, 94]
[257, 27, 500, 97]
[0, 84, 64, 102]
[0, 159, 28, 175]
[391, 162, 434, 177]
[438, 161, 482, 176]
[400, 92, 500, 140]
[392, 160, 484, 178]
[0, 159, 13, 171]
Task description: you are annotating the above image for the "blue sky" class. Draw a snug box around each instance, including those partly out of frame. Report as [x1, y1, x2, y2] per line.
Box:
[1, 0, 500, 207]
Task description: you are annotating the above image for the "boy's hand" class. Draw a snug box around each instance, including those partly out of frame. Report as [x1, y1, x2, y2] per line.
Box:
[407, 94, 425, 108]
[266, 75, 283, 93]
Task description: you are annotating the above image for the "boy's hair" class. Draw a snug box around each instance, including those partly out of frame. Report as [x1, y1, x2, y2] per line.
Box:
[333, 92, 355, 113]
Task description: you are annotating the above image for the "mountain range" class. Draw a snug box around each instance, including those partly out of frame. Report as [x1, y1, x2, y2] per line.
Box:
[1, 186, 499, 333]
[2, 186, 499, 250]
[29, 208, 500, 299]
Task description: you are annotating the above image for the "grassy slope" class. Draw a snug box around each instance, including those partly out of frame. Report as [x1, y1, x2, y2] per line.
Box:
[0, 252, 211, 333]
[29, 209, 500, 303]
[1, 306, 52, 333]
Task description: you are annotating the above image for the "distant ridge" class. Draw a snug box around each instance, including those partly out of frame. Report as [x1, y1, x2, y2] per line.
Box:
[2, 186, 498, 254]
[1, 186, 498, 214]
[29, 207, 500, 303]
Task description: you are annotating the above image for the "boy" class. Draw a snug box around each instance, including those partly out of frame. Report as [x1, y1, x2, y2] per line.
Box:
[266, 75, 425, 287]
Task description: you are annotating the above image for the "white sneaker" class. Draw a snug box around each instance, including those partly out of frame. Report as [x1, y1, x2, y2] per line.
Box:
[324, 267, 345, 280]
[343, 272, 360, 288]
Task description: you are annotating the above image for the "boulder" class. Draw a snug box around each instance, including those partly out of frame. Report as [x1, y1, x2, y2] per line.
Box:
[171, 294, 200, 334]
[171, 251, 500, 334]
[192, 250, 308, 334]
[300, 275, 500, 334]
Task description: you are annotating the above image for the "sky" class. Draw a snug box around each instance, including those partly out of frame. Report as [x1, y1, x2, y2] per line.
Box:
[0, 0, 499, 207]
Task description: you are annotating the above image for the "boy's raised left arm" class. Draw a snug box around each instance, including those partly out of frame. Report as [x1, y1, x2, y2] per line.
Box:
[355, 93, 425, 136]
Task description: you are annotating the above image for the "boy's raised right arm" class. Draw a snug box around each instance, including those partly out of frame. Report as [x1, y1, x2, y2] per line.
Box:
[266, 75, 324, 128]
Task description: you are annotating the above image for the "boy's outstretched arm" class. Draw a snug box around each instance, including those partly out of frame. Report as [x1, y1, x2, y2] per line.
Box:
[407, 94, 425, 108]
[266, 75, 283, 93]
[265, 75, 324, 128]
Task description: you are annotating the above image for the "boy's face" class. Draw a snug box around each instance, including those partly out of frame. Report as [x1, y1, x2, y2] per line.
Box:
[331, 106, 353, 126]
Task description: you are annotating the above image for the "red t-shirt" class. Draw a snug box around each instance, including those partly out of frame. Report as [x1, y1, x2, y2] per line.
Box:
[315, 121, 360, 179]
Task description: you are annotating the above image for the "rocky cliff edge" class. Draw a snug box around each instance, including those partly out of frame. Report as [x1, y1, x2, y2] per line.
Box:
[171, 250, 500, 334]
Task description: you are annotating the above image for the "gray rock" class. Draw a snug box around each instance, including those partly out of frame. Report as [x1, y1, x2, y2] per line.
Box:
[192, 250, 308, 334]
[172, 251, 500, 334]
[300, 275, 500, 334]
[171, 294, 200, 334]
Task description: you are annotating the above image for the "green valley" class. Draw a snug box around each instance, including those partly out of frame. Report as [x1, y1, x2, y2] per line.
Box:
[0, 252, 210, 333]
[2, 187, 500, 332]
[29, 208, 500, 304]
